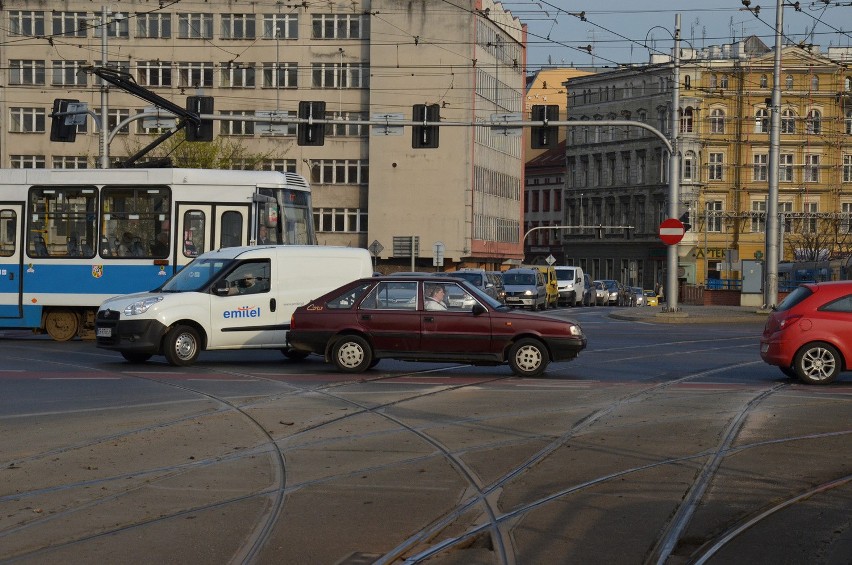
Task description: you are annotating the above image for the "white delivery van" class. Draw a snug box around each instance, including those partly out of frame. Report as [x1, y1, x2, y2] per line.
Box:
[95, 245, 373, 366]
[554, 265, 585, 307]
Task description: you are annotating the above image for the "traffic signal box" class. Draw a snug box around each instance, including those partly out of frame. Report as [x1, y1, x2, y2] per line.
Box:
[531, 104, 559, 149]
[412, 104, 440, 148]
[298, 101, 326, 146]
[185, 96, 214, 142]
[49, 99, 80, 142]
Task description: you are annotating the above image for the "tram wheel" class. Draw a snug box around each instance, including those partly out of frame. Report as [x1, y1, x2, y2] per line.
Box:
[44, 310, 79, 341]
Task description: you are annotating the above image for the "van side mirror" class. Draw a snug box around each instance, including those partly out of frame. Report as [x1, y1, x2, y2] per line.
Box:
[213, 281, 230, 296]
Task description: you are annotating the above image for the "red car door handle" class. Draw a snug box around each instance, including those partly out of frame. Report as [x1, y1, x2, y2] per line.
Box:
[424, 316, 435, 322]
[360, 314, 372, 320]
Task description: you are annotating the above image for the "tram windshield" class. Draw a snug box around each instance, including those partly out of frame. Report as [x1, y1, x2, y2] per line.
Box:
[257, 188, 315, 245]
[160, 258, 235, 292]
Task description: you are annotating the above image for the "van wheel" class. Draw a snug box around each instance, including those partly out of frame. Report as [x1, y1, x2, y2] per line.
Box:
[121, 352, 152, 364]
[332, 335, 373, 373]
[508, 338, 550, 377]
[164, 325, 201, 366]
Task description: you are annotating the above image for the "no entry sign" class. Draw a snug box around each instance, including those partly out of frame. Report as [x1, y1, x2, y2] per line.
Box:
[659, 218, 685, 245]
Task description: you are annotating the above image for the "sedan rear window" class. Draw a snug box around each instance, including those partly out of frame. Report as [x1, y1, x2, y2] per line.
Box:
[327, 283, 373, 309]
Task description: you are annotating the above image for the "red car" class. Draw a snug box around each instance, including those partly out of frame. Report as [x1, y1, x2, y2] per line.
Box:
[761, 281, 852, 384]
[288, 276, 587, 377]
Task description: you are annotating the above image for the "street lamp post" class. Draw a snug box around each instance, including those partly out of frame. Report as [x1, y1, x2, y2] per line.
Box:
[764, 0, 784, 309]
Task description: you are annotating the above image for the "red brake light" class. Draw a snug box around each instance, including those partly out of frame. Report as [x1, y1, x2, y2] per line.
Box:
[778, 314, 802, 330]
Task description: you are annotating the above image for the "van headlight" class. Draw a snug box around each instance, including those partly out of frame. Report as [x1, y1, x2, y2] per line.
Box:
[124, 296, 163, 316]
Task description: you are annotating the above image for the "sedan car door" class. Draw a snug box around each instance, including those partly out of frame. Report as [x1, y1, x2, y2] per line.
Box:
[420, 281, 493, 356]
[357, 281, 421, 353]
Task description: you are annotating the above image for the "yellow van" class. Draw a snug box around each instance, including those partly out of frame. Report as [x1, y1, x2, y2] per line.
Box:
[523, 264, 559, 308]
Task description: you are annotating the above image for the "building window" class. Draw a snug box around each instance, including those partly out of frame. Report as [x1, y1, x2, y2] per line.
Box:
[804, 154, 820, 183]
[755, 108, 769, 133]
[137, 13, 171, 38]
[93, 17, 129, 38]
[53, 156, 89, 169]
[709, 74, 717, 89]
[781, 109, 796, 134]
[327, 112, 368, 137]
[137, 61, 172, 87]
[311, 63, 369, 89]
[52, 12, 87, 37]
[842, 202, 852, 234]
[786, 75, 794, 89]
[221, 65, 255, 88]
[720, 75, 729, 89]
[806, 110, 822, 135]
[257, 111, 297, 136]
[262, 62, 298, 88]
[637, 154, 646, 184]
[709, 109, 725, 134]
[844, 155, 852, 183]
[108, 109, 131, 134]
[709, 152, 724, 181]
[9, 60, 45, 86]
[261, 159, 297, 173]
[311, 159, 369, 185]
[706, 200, 723, 232]
[780, 201, 793, 233]
[178, 13, 213, 39]
[810, 75, 819, 90]
[178, 62, 214, 88]
[220, 111, 255, 135]
[10, 155, 45, 168]
[311, 14, 366, 39]
[10, 11, 45, 36]
[9, 107, 45, 133]
[751, 200, 766, 233]
[846, 110, 852, 135]
[314, 208, 368, 233]
[683, 152, 694, 181]
[753, 154, 768, 181]
[760, 74, 768, 88]
[263, 14, 298, 39]
[221, 14, 256, 39]
[780, 153, 794, 182]
[803, 201, 818, 233]
[680, 107, 693, 133]
[52, 60, 87, 86]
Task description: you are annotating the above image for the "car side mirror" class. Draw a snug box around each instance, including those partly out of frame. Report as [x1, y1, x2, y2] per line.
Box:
[472, 303, 487, 316]
[213, 281, 230, 296]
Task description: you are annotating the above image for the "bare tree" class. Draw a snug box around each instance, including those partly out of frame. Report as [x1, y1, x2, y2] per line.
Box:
[121, 131, 286, 169]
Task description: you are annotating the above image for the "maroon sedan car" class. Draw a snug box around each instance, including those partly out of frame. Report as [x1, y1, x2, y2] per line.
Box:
[288, 276, 587, 377]
[761, 281, 852, 384]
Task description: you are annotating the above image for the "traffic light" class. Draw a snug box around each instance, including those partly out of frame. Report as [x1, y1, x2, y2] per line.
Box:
[531, 104, 559, 149]
[412, 104, 440, 148]
[679, 211, 691, 231]
[49, 99, 80, 142]
[297, 101, 326, 146]
[185, 96, 214, 142]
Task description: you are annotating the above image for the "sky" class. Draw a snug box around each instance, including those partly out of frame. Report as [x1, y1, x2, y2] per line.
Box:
[501, 0, 852, 71]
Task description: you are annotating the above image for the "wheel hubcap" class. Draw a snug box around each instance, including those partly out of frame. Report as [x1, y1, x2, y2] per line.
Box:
[175, 333, 196, 360]
[515, 346, 542, 372]
[802, 348, 835, 381]
[338, 342, 364, 368]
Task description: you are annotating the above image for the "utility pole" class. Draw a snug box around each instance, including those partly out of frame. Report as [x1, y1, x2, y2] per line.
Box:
[666, 14, 682, 311]
[99, 5, 110, 169]
[764, 0, 784, 309]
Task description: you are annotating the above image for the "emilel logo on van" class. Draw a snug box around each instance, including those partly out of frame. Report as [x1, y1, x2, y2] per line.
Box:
[224, 305, 261, 319]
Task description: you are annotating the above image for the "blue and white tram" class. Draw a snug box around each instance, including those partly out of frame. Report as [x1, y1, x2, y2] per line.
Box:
[0, 168, 315, 340]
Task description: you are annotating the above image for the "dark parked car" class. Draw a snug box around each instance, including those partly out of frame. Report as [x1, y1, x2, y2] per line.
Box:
[487, 271, 507, 304]
[761, 281, 852, 384]
[444, 269, 501, 302]
[288, 276, 587, 377]
[599, 279, 627, 306]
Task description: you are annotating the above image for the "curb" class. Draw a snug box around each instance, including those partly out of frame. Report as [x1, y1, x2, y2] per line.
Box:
[608, 309, 769, 324]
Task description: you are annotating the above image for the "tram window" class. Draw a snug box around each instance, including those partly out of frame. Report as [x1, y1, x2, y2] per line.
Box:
[183, 210, 205, 258]
[100, 186, 171, 258]
[220, 211, 243, 249]
[28, 187, 97, 258]
[0, 210, 16, 257]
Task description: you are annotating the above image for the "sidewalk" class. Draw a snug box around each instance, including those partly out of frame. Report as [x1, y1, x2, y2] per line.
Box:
[608, 304, 770, 324]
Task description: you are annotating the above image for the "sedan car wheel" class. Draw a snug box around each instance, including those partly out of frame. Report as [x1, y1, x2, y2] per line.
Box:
[508, 338, 550, 377]
[332, 335, 373, 373]
[794, 342, 841, 384]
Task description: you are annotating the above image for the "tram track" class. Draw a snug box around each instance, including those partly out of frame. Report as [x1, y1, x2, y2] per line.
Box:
[2, 334, 851, 564]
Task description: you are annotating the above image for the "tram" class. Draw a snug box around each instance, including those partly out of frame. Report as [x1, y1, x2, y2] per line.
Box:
[777, 258, 852, 292]
[0, 167, 315, 340]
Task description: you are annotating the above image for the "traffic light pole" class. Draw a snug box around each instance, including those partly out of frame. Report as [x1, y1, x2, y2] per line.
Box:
[665, 14, 682, 313]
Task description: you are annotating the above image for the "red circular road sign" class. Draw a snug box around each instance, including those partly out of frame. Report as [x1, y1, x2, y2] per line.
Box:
[659, 218, 685, 245]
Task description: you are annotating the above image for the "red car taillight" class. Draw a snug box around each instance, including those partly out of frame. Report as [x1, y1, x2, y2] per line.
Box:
[777, 313, 802, 331]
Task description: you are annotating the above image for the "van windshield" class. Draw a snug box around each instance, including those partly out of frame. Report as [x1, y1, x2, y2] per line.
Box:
[503, 273, 535, 285]
[159, 258, 235, 292]
[555, 269, 575, 282]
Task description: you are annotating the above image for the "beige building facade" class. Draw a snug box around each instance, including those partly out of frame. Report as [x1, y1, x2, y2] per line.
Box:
[0, 0, 526, 269]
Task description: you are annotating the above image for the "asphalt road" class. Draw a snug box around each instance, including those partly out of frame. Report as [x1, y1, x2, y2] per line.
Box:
[1, 307, 850, 565]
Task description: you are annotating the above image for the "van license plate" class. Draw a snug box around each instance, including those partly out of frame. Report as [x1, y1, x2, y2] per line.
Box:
[97, 327, 112, 337]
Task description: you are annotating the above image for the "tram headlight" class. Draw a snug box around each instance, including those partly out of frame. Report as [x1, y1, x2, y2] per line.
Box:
[124, 296, 164, 316]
